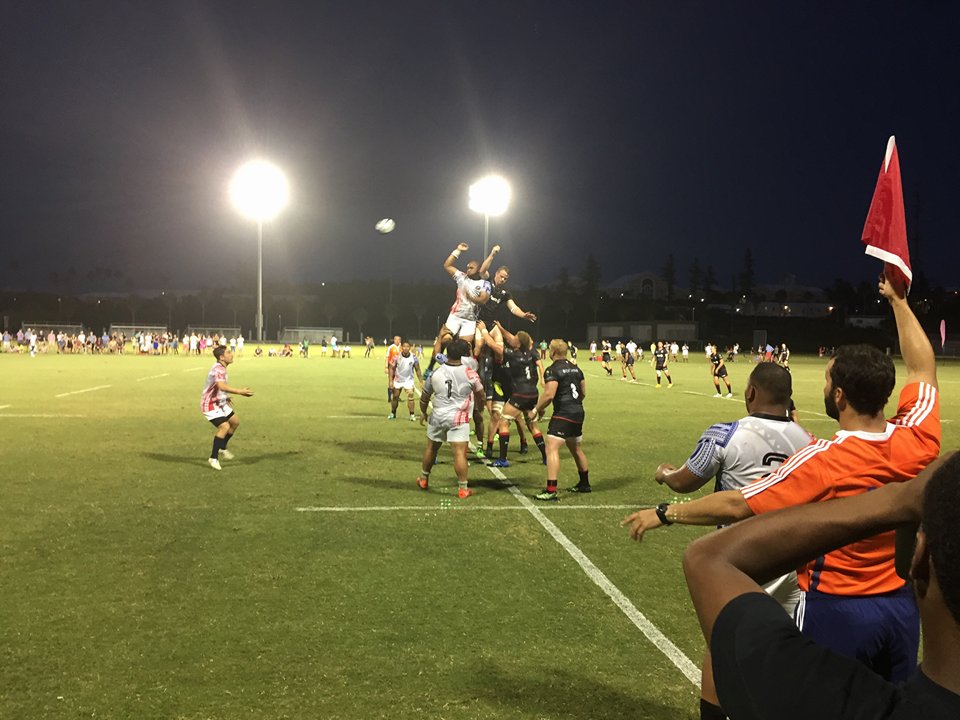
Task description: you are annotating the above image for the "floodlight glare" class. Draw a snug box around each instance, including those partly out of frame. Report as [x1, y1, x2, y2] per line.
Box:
[230, 160, 289, 222]
[468, 175, 511, 217]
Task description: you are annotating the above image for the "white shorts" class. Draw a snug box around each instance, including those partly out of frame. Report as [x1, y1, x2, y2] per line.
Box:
[394, 379, 415, 392]
[203, 405, 232, 422]
[764, 571, 801, 617]
[444, 314, 477, 339]
[427, 419, 471, 443]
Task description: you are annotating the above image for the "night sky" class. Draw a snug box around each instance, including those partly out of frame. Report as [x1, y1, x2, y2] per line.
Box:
[2, 1, 959, 294]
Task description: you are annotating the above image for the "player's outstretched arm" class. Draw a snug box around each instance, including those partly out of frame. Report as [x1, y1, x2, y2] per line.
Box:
[655, 463, 710, 493]
[683, 452, 947, 645]
[494, 321, 520, 349]
[880, 273, 938, 389]
[478, 322, 504, 358]
[477, 244, 500, 277]
[216, 381, 254, 397]
[505, 299, 536, 322]
[621, 490, 752, 542]
[443, 243, 470, 278]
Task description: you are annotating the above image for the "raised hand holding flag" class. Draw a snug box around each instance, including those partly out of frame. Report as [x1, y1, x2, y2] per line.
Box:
[862, 136, 912, 293]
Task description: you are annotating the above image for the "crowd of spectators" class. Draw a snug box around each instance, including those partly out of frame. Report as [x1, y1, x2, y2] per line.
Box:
[1, 329, 248, 356]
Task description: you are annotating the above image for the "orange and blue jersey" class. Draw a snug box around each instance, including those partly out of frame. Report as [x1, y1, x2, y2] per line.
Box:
[742, 381, 939, 596]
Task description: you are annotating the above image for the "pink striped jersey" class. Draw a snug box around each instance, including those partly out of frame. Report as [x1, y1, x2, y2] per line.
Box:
[448, 270, 488, 321]
[428, 362, 483, 426]
[742, 381, 940, 595]
[200, 362, 229, 413]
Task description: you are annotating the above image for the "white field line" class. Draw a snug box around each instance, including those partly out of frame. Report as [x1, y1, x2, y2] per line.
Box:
[0, 404, 10, 410]
[54, 384, 112, 398]
[485, 463, 701, 688]
[798, 408, 831, 418]
[136, 373, 170, 382]
[182, 366, 205, 372]
[326, 415, 382, 419]
[296, 504, 641, 512]
[0, 414, 86, 418]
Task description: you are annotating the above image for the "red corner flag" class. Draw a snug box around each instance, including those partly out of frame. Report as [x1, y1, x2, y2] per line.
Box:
[862, 136, 911, 292]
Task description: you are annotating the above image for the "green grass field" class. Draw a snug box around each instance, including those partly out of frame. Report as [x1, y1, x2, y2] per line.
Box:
[2, 350, 957, 719]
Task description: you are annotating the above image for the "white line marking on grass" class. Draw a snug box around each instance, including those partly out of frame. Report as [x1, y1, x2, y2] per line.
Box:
[295, 504, 640, 512]
[326, 415, 383, 419]
[0, 414, 86, 418]
[682, 389, 734, 399]
[0, 404, 10, 410]
[136, 373, 170, 382]
[798, 409, 830, 418]
[182, 366, 205, 372]
[486, 465, 701, 688]
[54, 384, 112, 398]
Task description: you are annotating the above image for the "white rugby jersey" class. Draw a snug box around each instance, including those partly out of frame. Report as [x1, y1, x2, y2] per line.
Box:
[686, 413, 814, 491]
[200, 362, 229, 412]
[428, 361, 483, 426]
[686, 412, 814, 605]
[448, 270, 488, 321]
[394, 353, 419, 384]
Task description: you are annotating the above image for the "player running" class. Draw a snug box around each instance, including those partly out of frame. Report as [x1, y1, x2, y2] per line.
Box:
[200, 345, 254, 470]
[416, 339, 486, 499]
[388, 341, 423, 420]
[533, 339, 590, 500]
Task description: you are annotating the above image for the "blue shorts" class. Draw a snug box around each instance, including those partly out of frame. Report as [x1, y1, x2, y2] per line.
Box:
[795, 584, 919, 682]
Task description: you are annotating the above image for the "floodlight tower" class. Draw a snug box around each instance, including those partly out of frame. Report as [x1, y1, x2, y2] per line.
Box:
[229, 160, 289, 342]
[468, 174, 511, 258]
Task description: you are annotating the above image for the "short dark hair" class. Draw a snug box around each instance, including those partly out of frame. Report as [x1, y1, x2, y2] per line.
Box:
[446, 338, 470, 361]
[923, 453, 960, 626]
[748, 362, 792, 407]
[213, 345, 227, 361]
[828, 345, 895, 416]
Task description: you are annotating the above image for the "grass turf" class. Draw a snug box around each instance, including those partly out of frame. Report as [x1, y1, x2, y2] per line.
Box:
[1, 349, 957, 719]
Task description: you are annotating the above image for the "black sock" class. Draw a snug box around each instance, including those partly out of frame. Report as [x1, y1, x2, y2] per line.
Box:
[211, 436, 225, 459]
[498, 432, 509, 461]
[534, 433, 546, 461]
[546, 479, 557, 492]
[700, 698, 727, 720]
[578, 470, 590, 488]
[486, 441, 494, 456]
[426, 357, 436, 371]
[222, 433, 233, 448]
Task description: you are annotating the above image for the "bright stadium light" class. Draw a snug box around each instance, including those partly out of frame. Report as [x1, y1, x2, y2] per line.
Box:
[469, 174, 511, 257]
[230, 160, 289, 222]
[229, 159, 289, 343]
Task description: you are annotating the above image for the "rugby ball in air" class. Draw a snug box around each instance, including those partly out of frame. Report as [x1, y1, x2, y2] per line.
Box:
[375, 218, 396, 234]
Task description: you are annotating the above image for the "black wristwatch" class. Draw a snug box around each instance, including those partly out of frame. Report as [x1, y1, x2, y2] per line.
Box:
[655, 502, 673, 526]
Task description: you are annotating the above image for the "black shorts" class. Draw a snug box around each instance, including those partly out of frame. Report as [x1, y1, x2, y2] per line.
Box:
[548, 414, 584, 439]
[655, 364, 667, 372]
[209, 411, 235, 427]
[715, 367, 728, 379]
[625, 355, 635, 366]
[507, 392, 538, 412]
[601, 352, 611, 362]
[488, 378, 508, 403]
